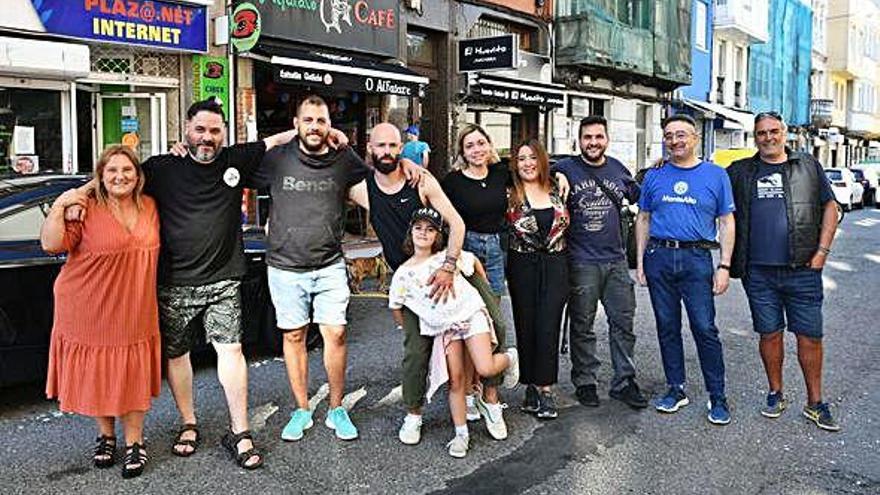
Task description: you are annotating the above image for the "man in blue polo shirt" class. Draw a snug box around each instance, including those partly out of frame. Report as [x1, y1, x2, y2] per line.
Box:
[727, 112, 840, 431]
[635, 114, 736, 425]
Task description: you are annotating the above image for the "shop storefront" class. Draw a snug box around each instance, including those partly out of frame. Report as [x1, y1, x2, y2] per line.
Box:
[457, 35, 563, 157]
[0, 37, 90, 174]
[233, 0, 426, 158]
[1, 0, 210, 172]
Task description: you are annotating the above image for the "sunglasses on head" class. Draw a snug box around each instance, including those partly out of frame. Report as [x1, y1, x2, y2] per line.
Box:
[754, 111, 783, 124]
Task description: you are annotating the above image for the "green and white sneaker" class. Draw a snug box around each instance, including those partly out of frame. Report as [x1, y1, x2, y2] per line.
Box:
[803, 402, 841, 432]
[474, 396, 508, 440]
[761, 391, 787, 419]
[325, 407, 359, 440]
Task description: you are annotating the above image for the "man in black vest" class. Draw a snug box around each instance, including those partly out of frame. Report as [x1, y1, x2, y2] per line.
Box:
[349, 123, 512, 445]
[727, 111, 840, 431]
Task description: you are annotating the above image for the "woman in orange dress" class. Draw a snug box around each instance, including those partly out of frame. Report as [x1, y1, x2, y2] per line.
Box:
[41, 145, 161, 479]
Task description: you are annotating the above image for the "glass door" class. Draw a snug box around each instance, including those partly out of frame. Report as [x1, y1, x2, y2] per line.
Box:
[96, 93, 167, 162]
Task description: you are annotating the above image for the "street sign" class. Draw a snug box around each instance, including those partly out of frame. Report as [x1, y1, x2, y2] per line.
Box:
[458, 35, 518, 73]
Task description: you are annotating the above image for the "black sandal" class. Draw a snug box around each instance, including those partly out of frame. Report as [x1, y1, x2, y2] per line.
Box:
[172, 423, 200, 457]
[121, 442, 147, 479]
[93, 435, 116, 468]
[220, 429, 264, 470]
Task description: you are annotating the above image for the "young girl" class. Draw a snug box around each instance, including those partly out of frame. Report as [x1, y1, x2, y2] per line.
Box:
[388, 208, 519, 458]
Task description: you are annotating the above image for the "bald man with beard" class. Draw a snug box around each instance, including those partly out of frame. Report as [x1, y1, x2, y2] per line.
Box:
[349, 123, 512, 445]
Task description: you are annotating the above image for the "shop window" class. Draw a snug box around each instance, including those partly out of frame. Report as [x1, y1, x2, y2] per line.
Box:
[0, 88, 62, 174]
[407, 31, 435, 66]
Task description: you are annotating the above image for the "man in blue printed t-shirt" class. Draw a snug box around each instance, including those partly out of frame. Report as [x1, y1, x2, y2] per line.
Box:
[635, 114, 736, 426]
[554, 116, 648, 410]
[400, 125, 430, 168]
[727, 111, 840, 432]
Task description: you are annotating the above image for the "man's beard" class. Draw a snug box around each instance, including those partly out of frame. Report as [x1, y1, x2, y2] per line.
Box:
[300, 130, 329, 152]
[581, 147, 605, 163]
[372, 153, 400, 174]
[188, 139, 220, 162]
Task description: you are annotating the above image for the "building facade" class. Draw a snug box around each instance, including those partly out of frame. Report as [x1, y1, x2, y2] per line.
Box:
[709, 0, 770, 149]
[827, 0, 880, 167]
[671, 0, 716, 158]
[553, 0, 692, 171]
[748, 0, 813, 138]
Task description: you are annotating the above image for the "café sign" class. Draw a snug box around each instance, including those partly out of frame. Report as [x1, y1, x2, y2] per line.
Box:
[458, 35, 518, 73]
[245, 0, 399, 58]
[0, 0, 208, 52]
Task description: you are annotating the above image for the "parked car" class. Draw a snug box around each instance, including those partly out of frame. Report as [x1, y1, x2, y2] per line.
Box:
[853, 161, 880, 207]
[824, 168, 863, 211]
[0, 174, 309, 388]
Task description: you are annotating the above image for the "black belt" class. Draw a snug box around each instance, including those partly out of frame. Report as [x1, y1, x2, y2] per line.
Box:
[650, 238, 719, 249]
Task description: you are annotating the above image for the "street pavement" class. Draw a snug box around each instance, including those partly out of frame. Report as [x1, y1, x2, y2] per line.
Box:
[1, 208, 879, 494]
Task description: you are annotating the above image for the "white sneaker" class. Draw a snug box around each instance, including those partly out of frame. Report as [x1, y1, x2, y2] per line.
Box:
[447, 434, 469, 458]
[502, 348, 520, 389]
[398, 415, 422, 445]
[465, 394, 481, 422]
[475, 396, 508, 440]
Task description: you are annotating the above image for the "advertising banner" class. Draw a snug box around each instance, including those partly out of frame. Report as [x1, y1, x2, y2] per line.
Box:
[193, 55, 231, 108]
[0, 0, 208, 53]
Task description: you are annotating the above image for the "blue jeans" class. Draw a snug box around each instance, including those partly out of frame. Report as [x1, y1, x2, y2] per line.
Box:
[464, 231, 506, 296]
[743, 265, 824, 339]
[644, 245, 726, 398]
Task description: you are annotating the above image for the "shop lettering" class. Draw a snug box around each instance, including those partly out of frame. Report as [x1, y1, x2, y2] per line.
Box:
[354, 1, 394, 29]
[463, 44, 507, 57]
[364, 77, 411, 96]
[259, 0, 319, 12]
[92, 18, 181, 44]
[84, 0, 196, 26]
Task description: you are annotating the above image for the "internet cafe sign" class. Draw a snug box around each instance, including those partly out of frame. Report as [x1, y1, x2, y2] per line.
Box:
[458, 34, 518, 73]
[243, 0, 399, 58]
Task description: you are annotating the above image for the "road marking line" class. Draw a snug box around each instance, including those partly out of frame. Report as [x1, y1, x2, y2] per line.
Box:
[855, 218, 880, 227]
[826, 260, 854, 272]
[342, 387, 368, 411]
[822, 275, 837, 291]
[250, 402, 279, 432]
[865, 253, 880, 264]
[309, 383, 330, 411]
[372, 385, 403, 409]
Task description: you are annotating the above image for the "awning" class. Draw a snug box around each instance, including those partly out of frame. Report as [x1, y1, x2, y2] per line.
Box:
[682, 99, 755, 133]
[468, 74, 565, 109]
[256, 46, 428, 97]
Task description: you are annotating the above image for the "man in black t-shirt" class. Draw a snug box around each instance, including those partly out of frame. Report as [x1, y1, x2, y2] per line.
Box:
[727, 112, 840, 432]
[144, 98, 319, 468]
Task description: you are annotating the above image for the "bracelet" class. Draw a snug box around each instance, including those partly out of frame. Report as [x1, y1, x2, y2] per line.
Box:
[717, 263, 730, 271]
[440, 263, 456, 273]
[817, 246, 831, 255]
[444, 254, 458, 264]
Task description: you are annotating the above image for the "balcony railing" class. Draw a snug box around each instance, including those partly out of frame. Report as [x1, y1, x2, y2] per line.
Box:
[716, 76, 726, 103]
[810, 98, 833, 127]
[713, 0, 769, 43]
[555, 12, 654, 76]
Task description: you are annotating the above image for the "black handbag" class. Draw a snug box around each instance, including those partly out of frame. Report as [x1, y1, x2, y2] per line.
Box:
[583, 168, 638, 269]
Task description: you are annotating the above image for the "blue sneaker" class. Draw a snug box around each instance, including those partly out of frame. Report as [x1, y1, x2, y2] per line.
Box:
[325, 407, 359, 440]
[707, 397, 731, 425]
[653, 386, 689, 413]
[281, 408, 313, 441]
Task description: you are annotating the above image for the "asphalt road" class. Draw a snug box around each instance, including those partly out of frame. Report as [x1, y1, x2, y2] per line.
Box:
[1, 208, 878, 494]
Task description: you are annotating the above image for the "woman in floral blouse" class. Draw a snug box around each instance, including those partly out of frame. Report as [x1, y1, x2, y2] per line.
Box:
[506, 138, 570, 419]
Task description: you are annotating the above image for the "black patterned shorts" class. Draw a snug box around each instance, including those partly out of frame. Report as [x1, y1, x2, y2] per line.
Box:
[158, 279, 242, 358]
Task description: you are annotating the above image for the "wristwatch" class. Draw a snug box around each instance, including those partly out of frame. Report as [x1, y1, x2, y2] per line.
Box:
[716, 263, 730, 271]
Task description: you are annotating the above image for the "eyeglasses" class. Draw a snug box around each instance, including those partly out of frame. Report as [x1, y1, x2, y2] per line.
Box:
[754, 111, 783, 124]
[663, 131, 695, 142]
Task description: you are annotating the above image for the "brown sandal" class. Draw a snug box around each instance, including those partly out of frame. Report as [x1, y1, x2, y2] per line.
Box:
[172, 423, 199, 457]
